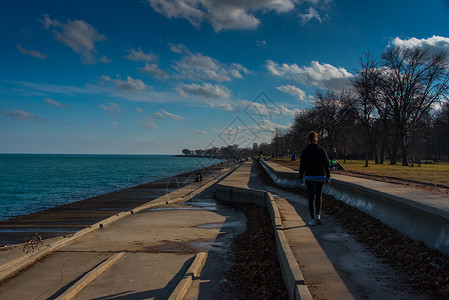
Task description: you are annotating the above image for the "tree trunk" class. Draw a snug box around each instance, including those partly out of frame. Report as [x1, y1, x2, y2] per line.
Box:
[374, 142, 379, 164]
[390, 138, 398, 165]
[364, 129, 369, 167]
[379, 144, 385, 164]
[400, 130, 409, 166]
[418, 140, 421, 168]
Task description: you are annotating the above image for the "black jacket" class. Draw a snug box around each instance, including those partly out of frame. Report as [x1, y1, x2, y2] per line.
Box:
[299, 143, 330, 179]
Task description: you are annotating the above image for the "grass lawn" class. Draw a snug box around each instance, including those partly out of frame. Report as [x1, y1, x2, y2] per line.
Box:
[272, 157, 449, 187]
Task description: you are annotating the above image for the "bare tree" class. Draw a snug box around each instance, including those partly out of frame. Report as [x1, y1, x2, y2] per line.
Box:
[312, 89, 346, 151]
[351, 52, 381, 166]
[378, 46, 449, 165]
[433, 100, 449, 160]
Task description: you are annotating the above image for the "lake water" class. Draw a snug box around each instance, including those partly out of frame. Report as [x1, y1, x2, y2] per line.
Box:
[0, 154, 224, 221]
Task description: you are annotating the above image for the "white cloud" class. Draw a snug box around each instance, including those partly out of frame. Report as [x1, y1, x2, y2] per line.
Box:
[266, 60, 353, 89]
[6, 79, 181, 104]
[116, 77, 146, 91]
[139, 63, 169, 80]
[100, 56, 112, 64]
[203, 99, 235, 111]
[195, 129, 207, 134]
[147, 0, 295, 32]
[41, 14, 61, 29]
[153, 109, 184, 120]
[177, 82, 231, 98]
[0, 108, 47, 122]
[213, 119, 288, 147]
[124, 48, 158, 62]
[140, 108, 183, 129]
[169, 43, 189, 54]
[238, 119, 290, 141]
[16, 44, 47, 59]
[241, 99, 302, 118]
[173, 50, 249, 82]
[276, 84, 306, 100]
[257, 40, 267, 48]
[112, 121, 120, 128]
[44, 97, 63, 107]
[40, 14, 108, 64]
[255, 119, 289, 132]
[391, 35, 449, 56]
[7, 79, 90, 95]
[141, 118, 158, 128]
[148, 0, 205, 28]
[99, 102, 121, 115]
[136, 107, 144, 112]
[298, 7, 322, 25]
[277, 105, 303, 117]
[102, 76, 147, 91]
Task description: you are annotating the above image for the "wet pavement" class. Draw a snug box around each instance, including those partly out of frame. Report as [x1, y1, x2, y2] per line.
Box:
[0, 166, 247, 299]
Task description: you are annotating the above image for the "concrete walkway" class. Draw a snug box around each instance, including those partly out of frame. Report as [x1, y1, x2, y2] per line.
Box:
[0, 159, 439, 299]
[261, 160, 449, 254]
[0, 163, 246, 300]
[222, 160, 429, 300]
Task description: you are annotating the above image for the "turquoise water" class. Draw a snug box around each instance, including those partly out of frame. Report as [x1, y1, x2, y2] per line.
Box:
[0, 154, 224, 221]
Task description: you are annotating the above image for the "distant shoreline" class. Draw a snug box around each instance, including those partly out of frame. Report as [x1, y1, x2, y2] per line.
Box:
[173, 154, 240, 159]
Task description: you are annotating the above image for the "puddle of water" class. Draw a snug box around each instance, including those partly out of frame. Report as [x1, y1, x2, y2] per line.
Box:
[189, 240, 227, 253]
[321, 232, 351, 242]
[146, 207, 198, 212]
[186, 198, 231, 212]
[196, 223, 223, 229]
[196, 221, 244, 229]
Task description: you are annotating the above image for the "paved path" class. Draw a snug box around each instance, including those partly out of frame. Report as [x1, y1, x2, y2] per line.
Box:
[0, 159, 439, 299]
[0, 163, 246, 300]
[264, 160, 449, 220]
[224, 160, 429, 300]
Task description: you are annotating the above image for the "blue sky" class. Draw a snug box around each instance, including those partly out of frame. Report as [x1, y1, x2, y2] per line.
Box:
[1, 0, 449, 154]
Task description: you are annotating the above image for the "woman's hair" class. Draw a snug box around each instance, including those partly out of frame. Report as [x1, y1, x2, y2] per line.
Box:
[308, 131, 318, 143]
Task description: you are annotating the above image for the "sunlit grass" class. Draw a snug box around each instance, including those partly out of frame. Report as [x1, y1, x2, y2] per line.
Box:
[272, 157, 449, 187]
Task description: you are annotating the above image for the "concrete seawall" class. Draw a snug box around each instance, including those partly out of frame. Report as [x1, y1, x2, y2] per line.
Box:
[260, 159, 449, 255]
[216, 163, 313, 300]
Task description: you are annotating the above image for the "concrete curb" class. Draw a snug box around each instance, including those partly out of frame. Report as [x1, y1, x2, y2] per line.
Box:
[168, 252, 208, 300]
[215, 169, 313, 300]
[261, 160, 449, 254]
[55, 252, 126, 300]
[0, 164, 240, 283]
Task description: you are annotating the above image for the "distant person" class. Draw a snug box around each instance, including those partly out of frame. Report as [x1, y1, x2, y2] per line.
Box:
[299, 131, 331, 226]
[195, 172, 202, 182]
[330, 148, 338, 160]
[329, 148, 345, 171]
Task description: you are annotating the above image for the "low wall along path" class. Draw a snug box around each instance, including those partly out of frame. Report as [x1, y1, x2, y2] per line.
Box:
[260, 160, 449, 254]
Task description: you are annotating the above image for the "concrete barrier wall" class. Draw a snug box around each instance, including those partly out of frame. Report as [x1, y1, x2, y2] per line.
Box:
[215, 185, 268, 207]
[260, 162, 299, 188]
[216, 184, 313, 300]
[260, 160, 449, 254]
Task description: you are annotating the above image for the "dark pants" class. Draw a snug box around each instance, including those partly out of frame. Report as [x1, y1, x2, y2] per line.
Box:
[305, 180, 324, 219]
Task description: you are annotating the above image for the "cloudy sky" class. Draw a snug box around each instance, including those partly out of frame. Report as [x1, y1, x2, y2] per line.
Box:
[1, 0, 449, 154]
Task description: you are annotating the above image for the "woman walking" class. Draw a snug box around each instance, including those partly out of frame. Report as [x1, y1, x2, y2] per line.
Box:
[299, 131, 331, 226]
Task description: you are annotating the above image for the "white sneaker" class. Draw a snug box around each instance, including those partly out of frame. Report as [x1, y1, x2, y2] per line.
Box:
[308, 219, 317, 226]
[315, 214, 322, 225]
